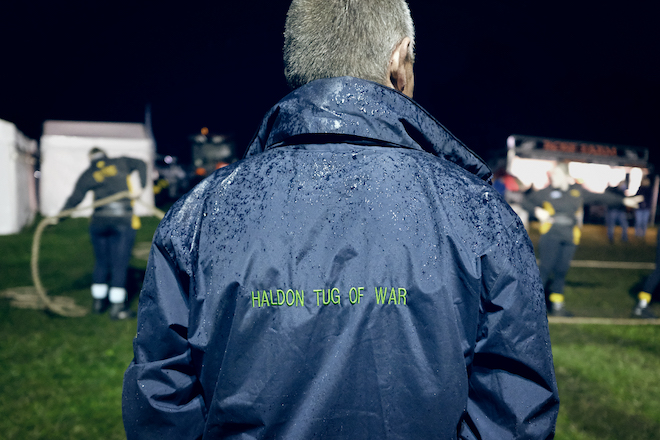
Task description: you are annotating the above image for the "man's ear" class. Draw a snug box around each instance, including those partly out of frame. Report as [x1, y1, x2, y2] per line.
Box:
[387, 37, 412, 96]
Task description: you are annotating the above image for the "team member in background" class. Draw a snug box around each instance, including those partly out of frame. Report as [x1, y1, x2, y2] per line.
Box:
[605, 181, 630, 243]
[61, 147, 147, 320]
[123, 1, 560, 438]
[634, 177, 653, 239]
[633, 230, 660, 319]
[524, 163, 641, 316]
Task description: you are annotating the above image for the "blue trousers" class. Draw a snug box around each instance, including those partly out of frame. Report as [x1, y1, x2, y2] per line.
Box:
[606, 209, 628, 242]
[538, 233, 576, 295]
[89, 220, 136, 288]
[643, 232, 660, 294]
[635, 208, 650, 237]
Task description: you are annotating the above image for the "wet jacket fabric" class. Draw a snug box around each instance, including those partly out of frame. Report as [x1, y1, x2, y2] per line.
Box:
[122, 77, 559, 439]
[62, 155, 147, 225]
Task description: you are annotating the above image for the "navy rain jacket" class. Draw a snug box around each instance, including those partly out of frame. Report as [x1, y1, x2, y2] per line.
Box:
[123, 77, 559, 439]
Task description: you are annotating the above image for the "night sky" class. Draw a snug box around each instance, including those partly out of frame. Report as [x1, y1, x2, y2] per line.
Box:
[2, 1, 658, 168]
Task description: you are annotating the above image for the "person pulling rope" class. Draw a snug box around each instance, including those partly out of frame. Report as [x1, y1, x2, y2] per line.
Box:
[30, 190, 165, 318]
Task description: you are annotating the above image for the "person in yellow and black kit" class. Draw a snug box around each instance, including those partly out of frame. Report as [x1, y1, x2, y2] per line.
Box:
[633, 232, 660, 319]
[524, 163, 641, 316]
[60, 147, 147, 320]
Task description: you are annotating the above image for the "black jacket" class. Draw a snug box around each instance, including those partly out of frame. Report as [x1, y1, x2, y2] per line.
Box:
[62, 155, 147, 222]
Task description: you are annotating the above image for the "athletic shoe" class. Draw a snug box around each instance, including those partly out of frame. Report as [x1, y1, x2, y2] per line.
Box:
[632, 306, 658, 319]
[109, 303, 137, 320]
[93, 298, 109, 314]
[549, 307, 574, 317]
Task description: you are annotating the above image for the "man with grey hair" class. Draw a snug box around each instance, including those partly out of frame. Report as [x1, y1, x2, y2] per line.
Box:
[123, 1, 559, 438]
[283, 0, 415, 92]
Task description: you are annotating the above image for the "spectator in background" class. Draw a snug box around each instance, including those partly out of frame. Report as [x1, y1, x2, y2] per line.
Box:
[493, 167, 528, 229]
[60, 147, 147, 320]
[634, 231, 659, 319]
[635, 177, 653, 239]
[492, 167, 508, 196]
[605, 181, 630, 243]
[122, 1, 560, 438]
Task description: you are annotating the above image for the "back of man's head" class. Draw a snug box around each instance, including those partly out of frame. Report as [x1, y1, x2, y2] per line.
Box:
[284, 0, 415, 89]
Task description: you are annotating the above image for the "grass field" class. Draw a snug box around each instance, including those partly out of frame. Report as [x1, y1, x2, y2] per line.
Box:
[1, 217, 659, 439]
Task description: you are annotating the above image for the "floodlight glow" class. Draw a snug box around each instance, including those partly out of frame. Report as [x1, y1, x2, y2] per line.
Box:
[568, 162, 613, 193]
[509, 158, 639, 194]
[507, 135, 516, 149]
[509, 157, 554, 190]
[628, 167, 643, 196]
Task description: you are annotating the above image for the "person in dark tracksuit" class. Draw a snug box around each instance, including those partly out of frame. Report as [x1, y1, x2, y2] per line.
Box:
[634, 177, 653, 239]
[61, 147, 147, 320]
[122, 1, 560, 438]
[605, 182, 629, 243]
[524, 163, 639, 316]
[634, 229, 660, 319]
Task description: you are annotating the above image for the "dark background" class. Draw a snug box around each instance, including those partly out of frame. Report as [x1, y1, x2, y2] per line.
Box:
[1, 1, 658, 167]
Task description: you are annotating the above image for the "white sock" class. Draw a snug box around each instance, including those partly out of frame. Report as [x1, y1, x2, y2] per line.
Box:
[109, 287, 127, 304]
[91, 284, 108, 299]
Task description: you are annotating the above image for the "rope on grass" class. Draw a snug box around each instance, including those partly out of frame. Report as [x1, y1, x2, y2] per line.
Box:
[0, 286, 82, 312]
[28, 191, 165, 318]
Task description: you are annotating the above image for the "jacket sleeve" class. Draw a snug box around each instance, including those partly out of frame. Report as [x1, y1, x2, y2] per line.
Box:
[521, 188, 544, 214]
[460, 217, 560, 440]
[582, 187, 624, 207]
[122, 228, 206, 440]
[125, 157, 148, 188]
[61, 169, 95, 211]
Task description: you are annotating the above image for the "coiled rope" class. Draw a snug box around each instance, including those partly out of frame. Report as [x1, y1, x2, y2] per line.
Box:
[22, 191, 166, 317]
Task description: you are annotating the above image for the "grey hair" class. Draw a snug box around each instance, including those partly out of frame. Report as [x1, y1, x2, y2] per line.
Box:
[283, 0, 415, 89]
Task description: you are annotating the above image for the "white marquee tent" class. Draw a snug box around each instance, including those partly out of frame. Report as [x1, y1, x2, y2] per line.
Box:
[0, 119, 38, 235]
[39, 120, 156, 218]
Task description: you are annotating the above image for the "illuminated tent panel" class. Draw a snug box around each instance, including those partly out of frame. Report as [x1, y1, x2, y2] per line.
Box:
[0, 119, 38, 235]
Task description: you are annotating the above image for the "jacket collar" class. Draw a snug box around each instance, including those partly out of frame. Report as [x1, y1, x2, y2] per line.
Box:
[244, 77, 492, 182]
